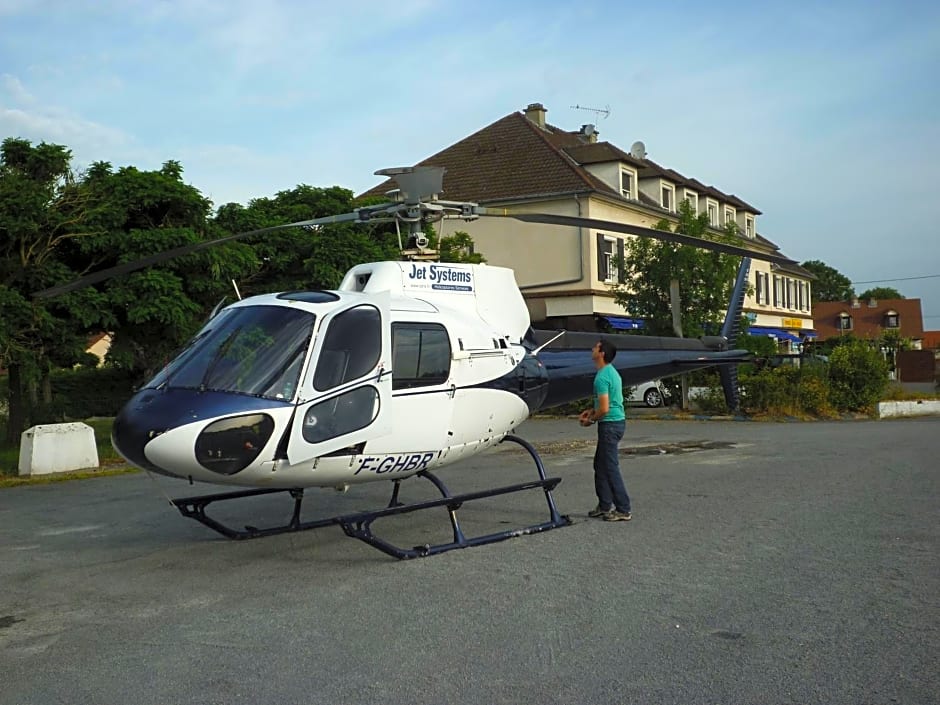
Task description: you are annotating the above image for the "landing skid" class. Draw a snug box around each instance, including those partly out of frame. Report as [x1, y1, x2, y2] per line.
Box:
[170, 435, 571, 559]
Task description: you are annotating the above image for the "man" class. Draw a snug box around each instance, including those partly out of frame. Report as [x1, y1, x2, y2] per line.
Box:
[579, 339, 631, 522]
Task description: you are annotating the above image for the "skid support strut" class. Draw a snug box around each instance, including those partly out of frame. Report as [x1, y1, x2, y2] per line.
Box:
[171, 434, 571, 559]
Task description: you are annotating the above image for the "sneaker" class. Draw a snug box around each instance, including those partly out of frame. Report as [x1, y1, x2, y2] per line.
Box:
[604, 510, 632, 522]
[588, 505, 613, 518]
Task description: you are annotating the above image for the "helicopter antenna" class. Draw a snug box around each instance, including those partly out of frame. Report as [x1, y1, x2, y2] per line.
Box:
[231, 279, 242, 301]
[570, 103, 610, 120]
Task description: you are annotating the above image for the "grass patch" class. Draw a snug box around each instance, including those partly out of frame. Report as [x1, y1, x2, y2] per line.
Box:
[881, 383, 939, 401]
[0, 466, 136, 488]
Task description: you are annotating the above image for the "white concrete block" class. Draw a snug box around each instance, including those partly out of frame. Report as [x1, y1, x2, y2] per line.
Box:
[877, 400, 940, 418]
[18, 423, 100, 476]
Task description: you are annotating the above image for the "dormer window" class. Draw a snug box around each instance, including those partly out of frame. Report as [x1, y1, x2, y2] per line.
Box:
[661, 182, 675, 211]
[837, 313, 853, 331]
[724, 207, 736, 227]
[745, 216, 754, 239]
[683, 191, 698, 215]
[620, 169, 635, 199]
[884, 310, 899, 328]
[706, 199, 718, 227]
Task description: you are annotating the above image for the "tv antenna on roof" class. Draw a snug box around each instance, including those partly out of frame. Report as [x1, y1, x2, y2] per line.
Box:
[570, 103, 610, 120]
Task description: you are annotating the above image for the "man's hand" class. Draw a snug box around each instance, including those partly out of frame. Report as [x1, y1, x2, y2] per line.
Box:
[578, 409, 593, 427]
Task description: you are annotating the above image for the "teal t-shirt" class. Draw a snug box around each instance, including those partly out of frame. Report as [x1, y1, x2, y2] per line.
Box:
[593, 364, 626, 422]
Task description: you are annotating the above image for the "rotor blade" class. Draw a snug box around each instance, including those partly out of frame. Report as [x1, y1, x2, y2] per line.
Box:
[31, 212, 365, 300]
[483, 211, 794, 266]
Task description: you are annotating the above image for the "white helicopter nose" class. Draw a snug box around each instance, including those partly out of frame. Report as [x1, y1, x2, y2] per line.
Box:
[143, 413, 277, 477]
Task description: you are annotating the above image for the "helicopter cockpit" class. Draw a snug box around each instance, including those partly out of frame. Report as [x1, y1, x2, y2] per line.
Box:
[149, 303, 315, 401]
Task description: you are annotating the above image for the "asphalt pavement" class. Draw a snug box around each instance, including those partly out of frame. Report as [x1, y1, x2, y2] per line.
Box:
[1, 417, 938, 704]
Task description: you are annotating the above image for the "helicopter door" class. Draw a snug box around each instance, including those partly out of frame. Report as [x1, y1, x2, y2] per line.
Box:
[287, 295, 392, 463]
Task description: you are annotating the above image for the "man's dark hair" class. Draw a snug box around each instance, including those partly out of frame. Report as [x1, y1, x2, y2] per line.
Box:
[598, 338, 617, 363]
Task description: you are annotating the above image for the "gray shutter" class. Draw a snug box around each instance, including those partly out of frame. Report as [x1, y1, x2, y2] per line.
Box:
[596, 232, 606, 280]
[617, 238, 626, 283]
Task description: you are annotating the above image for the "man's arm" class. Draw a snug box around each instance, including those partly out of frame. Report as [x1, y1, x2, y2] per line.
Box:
[593, 393, 610, 420]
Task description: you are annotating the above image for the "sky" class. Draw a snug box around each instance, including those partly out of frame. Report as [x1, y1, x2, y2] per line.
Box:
[2, 0, 939, 325]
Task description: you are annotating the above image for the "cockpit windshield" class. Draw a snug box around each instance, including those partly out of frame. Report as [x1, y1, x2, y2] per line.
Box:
[146, 305, 316, 400]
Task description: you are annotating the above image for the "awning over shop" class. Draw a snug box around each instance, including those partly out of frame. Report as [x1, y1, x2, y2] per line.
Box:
[747, 326, 803, 342]
[601, 315, 645, 331]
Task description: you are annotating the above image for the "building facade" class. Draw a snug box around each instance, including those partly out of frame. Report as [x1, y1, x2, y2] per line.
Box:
[364, 102, 814, 348]
[813, 297, 925, 349]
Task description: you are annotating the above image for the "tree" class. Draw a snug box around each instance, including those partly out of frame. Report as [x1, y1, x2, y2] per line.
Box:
[213, 185, 402, 294]
[59, 160, 257, 377]
[801, 260, 854, 302]
[433, 230, 485, 264]
[610, 200, 742, 337]
[0, 138, 102, 442]
[828, 338, 889, 412]
[1, 140, 258, 442]
[857, 286, 903, 300]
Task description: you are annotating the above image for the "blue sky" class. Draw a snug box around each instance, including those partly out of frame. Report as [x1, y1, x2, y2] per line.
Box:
[2, 0, 939, 324]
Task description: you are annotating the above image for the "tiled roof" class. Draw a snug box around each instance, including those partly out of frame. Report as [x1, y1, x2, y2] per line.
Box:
[922, 330, 940, 350]
[563, 142, 645, 168]
[359, 107, 761, 214]
[813, 298, 925, 341]
[360, 112, 615, 203]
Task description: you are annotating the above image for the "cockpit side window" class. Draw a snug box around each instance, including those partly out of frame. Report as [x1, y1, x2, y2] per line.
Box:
[312, 305, 381, 391]
[391, 323, 451, 389]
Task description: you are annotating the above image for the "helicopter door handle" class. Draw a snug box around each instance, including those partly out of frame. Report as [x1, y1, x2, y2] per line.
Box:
[448, 384, 456, 399]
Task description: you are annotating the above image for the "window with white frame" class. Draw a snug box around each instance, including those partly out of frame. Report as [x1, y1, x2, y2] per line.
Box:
[684, 191, 698, 214]
[601, 237, 618, 282]
[724, 207, 736, 227]
[745, 216, 754, 239]
[661, 183, 675, 211]
[838, 313, 853, 331]
[884, 310, 899, 328]
[620, 169, 635, 199]
[706, 200, 718, 227]
[755, 272, 764, 304]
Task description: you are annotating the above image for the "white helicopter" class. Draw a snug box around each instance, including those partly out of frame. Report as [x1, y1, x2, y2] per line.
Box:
[37, 166, 790, 558]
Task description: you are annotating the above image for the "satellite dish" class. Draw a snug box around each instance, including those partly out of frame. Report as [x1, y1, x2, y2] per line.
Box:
[630, 141, 647, 159]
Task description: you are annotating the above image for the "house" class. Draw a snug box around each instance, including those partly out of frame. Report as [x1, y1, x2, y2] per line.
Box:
[812, 298, 924, 349]
[86, 332, 112, 366]
[363, 102, 814, 348]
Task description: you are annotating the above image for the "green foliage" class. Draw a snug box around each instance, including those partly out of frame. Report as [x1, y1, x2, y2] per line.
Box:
[611, 201, 743, 337]
[857, 286, 903, 300]
[213, 185, 400, 293]
[432, 230, 485, 264]
[827, 339, 889, 412]
[691, 385, 732, 415]
[800, 260, 854, 302]
[739, 332, 778, 358]
[45, 367, 138, 419]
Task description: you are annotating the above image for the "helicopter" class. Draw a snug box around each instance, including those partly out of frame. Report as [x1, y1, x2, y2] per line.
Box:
[36, 166, 791, 559]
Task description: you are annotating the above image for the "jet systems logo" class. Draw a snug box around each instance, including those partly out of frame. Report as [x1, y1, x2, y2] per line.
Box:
[406, 263, 474, 292]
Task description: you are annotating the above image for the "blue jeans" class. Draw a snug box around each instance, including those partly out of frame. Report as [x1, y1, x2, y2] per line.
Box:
[594, 420, 630, 513]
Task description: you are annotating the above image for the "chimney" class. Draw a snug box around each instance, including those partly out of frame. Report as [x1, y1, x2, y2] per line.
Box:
[524, 102, 547, 129]
[580, 124, 598, 143]
[851, 296, 860, 308]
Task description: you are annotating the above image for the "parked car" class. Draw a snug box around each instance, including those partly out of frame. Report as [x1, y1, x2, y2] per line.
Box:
[627, 379, 672, 408]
